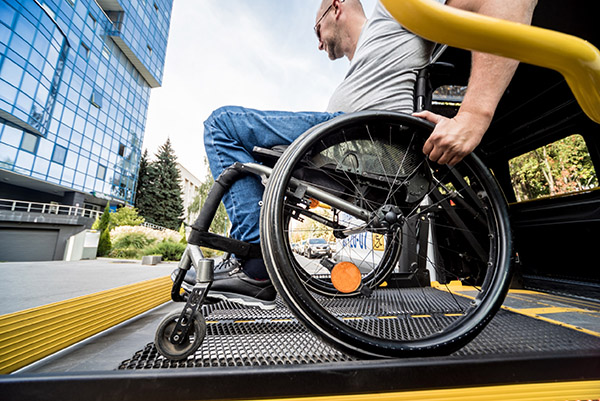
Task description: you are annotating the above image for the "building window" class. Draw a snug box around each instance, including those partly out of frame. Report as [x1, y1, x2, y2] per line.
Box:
[80, 42, 90, 58]
[88, 13, 97, 28]
[52, 144, 67, 164]
[509, 134, 598, 202]
[90, 89, 103, 108]
[118, 143, 125, 156]
[101, 44, 110, 60]
[21, 132, 39, 153]
[97, 164, 106, 180]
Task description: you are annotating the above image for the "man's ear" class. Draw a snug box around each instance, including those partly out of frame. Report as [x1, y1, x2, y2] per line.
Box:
[333, 0, 344, 19]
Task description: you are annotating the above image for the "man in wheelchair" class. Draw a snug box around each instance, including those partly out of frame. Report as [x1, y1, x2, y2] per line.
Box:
[183, 0, 537, 310]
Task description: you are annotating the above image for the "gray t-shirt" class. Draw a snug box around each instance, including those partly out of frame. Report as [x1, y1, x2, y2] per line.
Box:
[327, 0, 445, 113]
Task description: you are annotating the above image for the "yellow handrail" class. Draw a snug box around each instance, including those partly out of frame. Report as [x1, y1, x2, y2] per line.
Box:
[381, 0, 600, 124]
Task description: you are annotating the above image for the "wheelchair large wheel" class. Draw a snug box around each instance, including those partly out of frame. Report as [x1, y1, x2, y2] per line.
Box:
[260, 111, 512, 358]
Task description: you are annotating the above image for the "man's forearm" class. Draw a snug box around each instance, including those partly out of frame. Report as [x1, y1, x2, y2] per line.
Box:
[453, 0, 538, 124]
[458, 53, 518, 127]
[416, 0, 538, 166]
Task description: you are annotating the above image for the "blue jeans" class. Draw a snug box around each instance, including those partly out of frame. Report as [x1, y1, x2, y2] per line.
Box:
[204, 106, 342, 244]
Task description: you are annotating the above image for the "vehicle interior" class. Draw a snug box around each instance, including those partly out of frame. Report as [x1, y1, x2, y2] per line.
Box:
[427, 0, 599, 300]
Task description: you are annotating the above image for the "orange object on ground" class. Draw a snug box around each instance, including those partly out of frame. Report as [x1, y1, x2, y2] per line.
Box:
[331, 262, 362, 293]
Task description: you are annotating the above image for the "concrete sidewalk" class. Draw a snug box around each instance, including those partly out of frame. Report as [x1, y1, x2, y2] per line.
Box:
[0, 258, 177, 315]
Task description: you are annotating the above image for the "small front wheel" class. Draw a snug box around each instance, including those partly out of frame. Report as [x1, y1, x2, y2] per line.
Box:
[155, 310, 206, 361]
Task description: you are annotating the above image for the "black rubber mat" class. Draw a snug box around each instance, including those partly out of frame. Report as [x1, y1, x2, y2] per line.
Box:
[118, 289, 600, 370]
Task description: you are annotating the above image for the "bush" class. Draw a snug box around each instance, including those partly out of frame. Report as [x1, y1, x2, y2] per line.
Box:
[179, 223, 187, 245]
[98, 202, 111, 231]
[97, 228, 112, 257]
[144, 240, 186, 261]
[111, 206, 144, 228]
[108, 248, 141, 259]
[110, 225, 181, 243]
[106, 225, 189, 261]
[112, 232, 155, 250]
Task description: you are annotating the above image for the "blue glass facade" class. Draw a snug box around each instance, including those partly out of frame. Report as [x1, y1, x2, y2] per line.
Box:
[0, 0, 173, 205]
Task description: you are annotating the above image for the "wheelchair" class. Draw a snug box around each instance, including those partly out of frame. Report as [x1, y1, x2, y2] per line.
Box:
[154, 55, 513, 360]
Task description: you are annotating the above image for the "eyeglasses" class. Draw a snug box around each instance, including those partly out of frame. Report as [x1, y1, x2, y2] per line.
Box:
[314, 0, 344, 41]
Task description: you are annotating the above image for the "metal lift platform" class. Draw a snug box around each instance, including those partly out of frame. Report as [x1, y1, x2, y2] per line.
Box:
[2, 285, 599, 401]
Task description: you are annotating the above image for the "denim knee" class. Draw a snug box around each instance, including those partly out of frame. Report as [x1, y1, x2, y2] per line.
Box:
[204, 105, 237, 143]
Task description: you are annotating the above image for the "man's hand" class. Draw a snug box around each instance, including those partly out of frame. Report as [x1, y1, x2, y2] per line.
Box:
[413, 110, 491, 166]
[415, 0, 537, 166]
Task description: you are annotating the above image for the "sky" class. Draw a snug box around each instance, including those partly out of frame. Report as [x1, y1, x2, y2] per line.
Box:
[142, 0, 377, 180]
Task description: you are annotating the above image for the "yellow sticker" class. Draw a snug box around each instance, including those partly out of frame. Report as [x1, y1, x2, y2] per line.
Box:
[373, 233, 385, 251]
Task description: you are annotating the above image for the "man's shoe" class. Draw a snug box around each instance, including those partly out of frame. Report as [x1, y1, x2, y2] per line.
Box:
[170, 255, 241, 293]
[208, 267, 276, 310]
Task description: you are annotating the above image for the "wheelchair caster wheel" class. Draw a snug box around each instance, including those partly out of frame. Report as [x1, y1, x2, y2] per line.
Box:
[155, 310, 206, 361]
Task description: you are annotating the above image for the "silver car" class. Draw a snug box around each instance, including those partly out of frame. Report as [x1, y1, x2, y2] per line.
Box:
[304, 238, 332, 259]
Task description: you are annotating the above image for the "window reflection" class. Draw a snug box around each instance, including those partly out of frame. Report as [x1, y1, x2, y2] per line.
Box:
[0, 143, 17, 168]
[21, 132, 39, 153]
[51, 144, 67, 164]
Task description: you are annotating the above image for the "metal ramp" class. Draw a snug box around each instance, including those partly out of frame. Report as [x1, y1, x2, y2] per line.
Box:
[118, 289, 600, 370]
[3, 289, 599, 401]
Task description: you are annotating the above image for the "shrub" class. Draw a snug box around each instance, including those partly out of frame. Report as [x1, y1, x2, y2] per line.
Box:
[98, 202, 111, 232]
[144, 240, 186, 261]
[112, 232, 155, 250]
[110, 206, 145, 228]
[179, 223, 187, 245]
[110, 225, 181, 243]
[97, 227, 112, 257]
[108, 248, 141, 259]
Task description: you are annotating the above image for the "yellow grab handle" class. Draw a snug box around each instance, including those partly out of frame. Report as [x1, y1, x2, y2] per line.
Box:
[381, 0, 600, 124]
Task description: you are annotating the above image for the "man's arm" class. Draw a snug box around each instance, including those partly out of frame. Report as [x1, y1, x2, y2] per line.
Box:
[414, 0, 538, 166]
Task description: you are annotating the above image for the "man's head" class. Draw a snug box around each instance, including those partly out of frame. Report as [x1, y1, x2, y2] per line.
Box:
[315, 0, 366, 61]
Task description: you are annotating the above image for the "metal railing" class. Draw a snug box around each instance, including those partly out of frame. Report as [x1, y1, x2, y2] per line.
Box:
[141, 221, 168, 231]
[0, 198, 102, 219]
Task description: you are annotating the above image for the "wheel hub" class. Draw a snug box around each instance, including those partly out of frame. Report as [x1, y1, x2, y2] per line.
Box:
[371, 204, 404, 231]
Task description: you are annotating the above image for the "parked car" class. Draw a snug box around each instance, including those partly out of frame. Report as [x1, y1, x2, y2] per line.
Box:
[297, 239, 307, 255]
[304, 238, 332, 259]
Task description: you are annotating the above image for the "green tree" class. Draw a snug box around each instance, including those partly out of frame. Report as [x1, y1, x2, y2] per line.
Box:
[97, 201, 111, 232]
[97, 228, 112, 257]
[135, 139, 184, 230]
[110, 206, 145, 228]
[179, 222, 187, 244]
[134, 149, 154, 221]
[96, 202, 112, 256]
[509, 134, 598, 202]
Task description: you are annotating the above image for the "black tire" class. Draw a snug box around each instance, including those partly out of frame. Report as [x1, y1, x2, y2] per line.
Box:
[260, 111, 512, 358]
[155, 310, 206, 361]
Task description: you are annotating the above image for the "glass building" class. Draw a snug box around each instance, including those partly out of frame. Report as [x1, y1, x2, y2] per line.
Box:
[0, 0, 173, 260]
